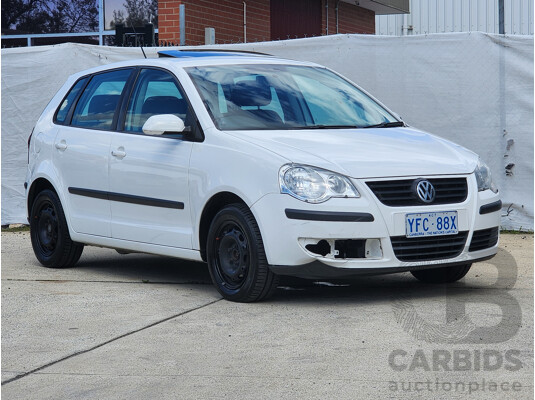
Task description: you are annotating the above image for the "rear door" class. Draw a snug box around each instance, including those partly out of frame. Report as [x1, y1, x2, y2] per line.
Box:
[108, 67, 194, 248]
[54, 68, 134, 237]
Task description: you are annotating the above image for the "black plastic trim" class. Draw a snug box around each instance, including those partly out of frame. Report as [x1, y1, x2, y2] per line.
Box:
[68, 187, 184, 209]
[115, 67, 140, 132]
[366, 177, 468, 207]
[269, 255, 496, 279]
[391, 231, 468, 262]
[469, 227, 499, 252]
[479, 200, 502, 215]
[285, 209, 374, 222]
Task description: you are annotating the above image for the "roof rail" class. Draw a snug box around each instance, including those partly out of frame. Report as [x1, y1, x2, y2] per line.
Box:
[157, 49, 271, 58]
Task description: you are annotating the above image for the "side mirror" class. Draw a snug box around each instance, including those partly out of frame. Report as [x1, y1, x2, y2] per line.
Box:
[142, 114, 185, 136]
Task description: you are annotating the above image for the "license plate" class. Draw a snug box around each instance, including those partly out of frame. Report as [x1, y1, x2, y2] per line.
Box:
[405, 211, 458, 238]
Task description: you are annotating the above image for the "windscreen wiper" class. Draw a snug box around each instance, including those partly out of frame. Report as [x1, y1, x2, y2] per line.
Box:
[361, 121, 405, 129]
[297, 124, 361, 129]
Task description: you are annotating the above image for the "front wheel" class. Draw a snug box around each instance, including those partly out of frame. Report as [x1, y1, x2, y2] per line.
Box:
[206, 204, 279, 302]
[411, 263, 472, 284]
[30, 189, 84, 268]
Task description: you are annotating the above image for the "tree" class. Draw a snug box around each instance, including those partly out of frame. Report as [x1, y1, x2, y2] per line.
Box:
[52, 0, 98, 33]
[113, 0, 157, 28]
[2, 0, 45, 32]
[109, 10, 125, 30]
[2, 0, 98, 34]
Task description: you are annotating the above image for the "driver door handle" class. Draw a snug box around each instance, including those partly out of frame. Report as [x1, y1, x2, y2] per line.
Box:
[111, 148, 126, 159]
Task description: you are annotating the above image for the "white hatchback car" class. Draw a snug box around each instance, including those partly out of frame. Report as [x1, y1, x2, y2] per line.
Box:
[26, 50, 501, 302]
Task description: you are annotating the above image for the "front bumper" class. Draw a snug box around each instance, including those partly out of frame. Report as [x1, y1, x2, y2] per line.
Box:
[251, 173, 500, 279]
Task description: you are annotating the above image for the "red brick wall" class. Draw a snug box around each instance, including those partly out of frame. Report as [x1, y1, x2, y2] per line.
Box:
[158, 0, 182, 43]
[322, 0, 375, 35]
[158, 0, 374, 45]
[158, 0, 270, 45]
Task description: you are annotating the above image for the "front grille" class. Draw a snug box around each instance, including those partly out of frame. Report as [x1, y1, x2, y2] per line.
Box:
[391, 232, 468, 262]
[366, 178, 468, 207]
[469, 227, 499, 251]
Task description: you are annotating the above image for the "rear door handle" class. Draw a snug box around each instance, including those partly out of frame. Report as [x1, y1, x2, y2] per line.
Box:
[111, 148, 126, 159]
[55, 140, 67, 151]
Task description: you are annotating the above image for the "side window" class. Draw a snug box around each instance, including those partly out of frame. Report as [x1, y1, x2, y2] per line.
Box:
[124, 68, 191, 134]
[55, 77, 88, 124]
[71, 69, 132, 130]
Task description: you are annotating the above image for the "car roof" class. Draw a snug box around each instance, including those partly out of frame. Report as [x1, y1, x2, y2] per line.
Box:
[68, 52, 321, 81]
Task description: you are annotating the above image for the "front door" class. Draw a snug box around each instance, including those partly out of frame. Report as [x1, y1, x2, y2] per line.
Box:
[109, 68, 194, 249]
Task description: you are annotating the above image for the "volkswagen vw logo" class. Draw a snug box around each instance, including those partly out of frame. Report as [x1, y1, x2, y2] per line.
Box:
[416, 180, 436, 203]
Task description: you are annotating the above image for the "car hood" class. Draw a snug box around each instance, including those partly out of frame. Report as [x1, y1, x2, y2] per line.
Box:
[225, 127, 479, 179]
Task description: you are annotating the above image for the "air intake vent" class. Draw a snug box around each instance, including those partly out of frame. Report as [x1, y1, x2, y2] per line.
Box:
[391, 232, 468, 262]
[469, 227, 499, 252]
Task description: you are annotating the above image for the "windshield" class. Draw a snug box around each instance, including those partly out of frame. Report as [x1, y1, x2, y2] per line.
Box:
[186, 64, 398, 131]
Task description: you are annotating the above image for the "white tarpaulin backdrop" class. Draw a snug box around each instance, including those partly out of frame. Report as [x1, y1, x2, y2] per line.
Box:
[2, 32, 533, 229]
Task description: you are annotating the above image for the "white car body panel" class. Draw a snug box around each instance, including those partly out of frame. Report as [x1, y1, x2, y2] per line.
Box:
[223, 127, 479, 178]
[54, 125, 112, 237]
[108, 131, 193, 248]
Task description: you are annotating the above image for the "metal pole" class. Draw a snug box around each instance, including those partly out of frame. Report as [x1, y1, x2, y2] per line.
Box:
[243, 1, 247, 43]
[325, 0, 329, 35]
[179, 4, 186, 45]
[27, 37, 31, 47]
[498, 0, 505, 34]
[335, 0, 339, 34]
[98, 0, 104, 45]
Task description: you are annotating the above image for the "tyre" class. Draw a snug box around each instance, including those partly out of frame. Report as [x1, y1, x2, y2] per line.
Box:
[30, 189, 84, 268]
[411, 263, 472, 284]
[206, 203, 279, 302]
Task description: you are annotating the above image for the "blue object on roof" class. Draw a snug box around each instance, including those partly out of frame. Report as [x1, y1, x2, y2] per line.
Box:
[157, 50, 267, 58]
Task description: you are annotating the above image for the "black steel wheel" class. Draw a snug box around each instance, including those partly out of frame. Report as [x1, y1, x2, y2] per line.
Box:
[207, 203, 279, 302]
[411, 263, 472, 284]
[30, 189, 83, 268]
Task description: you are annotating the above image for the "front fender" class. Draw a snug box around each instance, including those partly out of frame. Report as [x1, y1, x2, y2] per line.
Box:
[188, 131, 287, 250]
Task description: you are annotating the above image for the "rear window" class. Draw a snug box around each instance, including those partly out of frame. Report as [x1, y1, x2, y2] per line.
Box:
[71, 69, 132, 131]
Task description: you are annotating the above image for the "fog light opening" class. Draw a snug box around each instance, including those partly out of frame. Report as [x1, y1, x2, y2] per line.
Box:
[305, 240, 331, 257]
[334, 239, 366, 259]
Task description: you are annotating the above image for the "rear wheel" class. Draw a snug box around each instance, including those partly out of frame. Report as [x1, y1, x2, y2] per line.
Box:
[411, 263, 472, 284]
[30, 189, 83, 268]
[206, 204, 279, 302]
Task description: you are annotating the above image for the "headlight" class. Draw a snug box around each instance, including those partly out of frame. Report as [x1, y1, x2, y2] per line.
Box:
[475, 159, 498, 193]
[279, 164, 360, 203]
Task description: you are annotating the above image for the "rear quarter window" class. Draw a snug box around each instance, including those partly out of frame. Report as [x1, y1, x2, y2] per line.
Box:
[54, 77, 88, 124]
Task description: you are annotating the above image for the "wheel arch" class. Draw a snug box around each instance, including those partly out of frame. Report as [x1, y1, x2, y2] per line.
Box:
[27, 177, 59, 220]
[198, 191, 249, 262]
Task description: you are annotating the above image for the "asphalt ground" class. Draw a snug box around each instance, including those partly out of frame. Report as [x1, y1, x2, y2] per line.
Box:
[1, 231, 533, 399]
